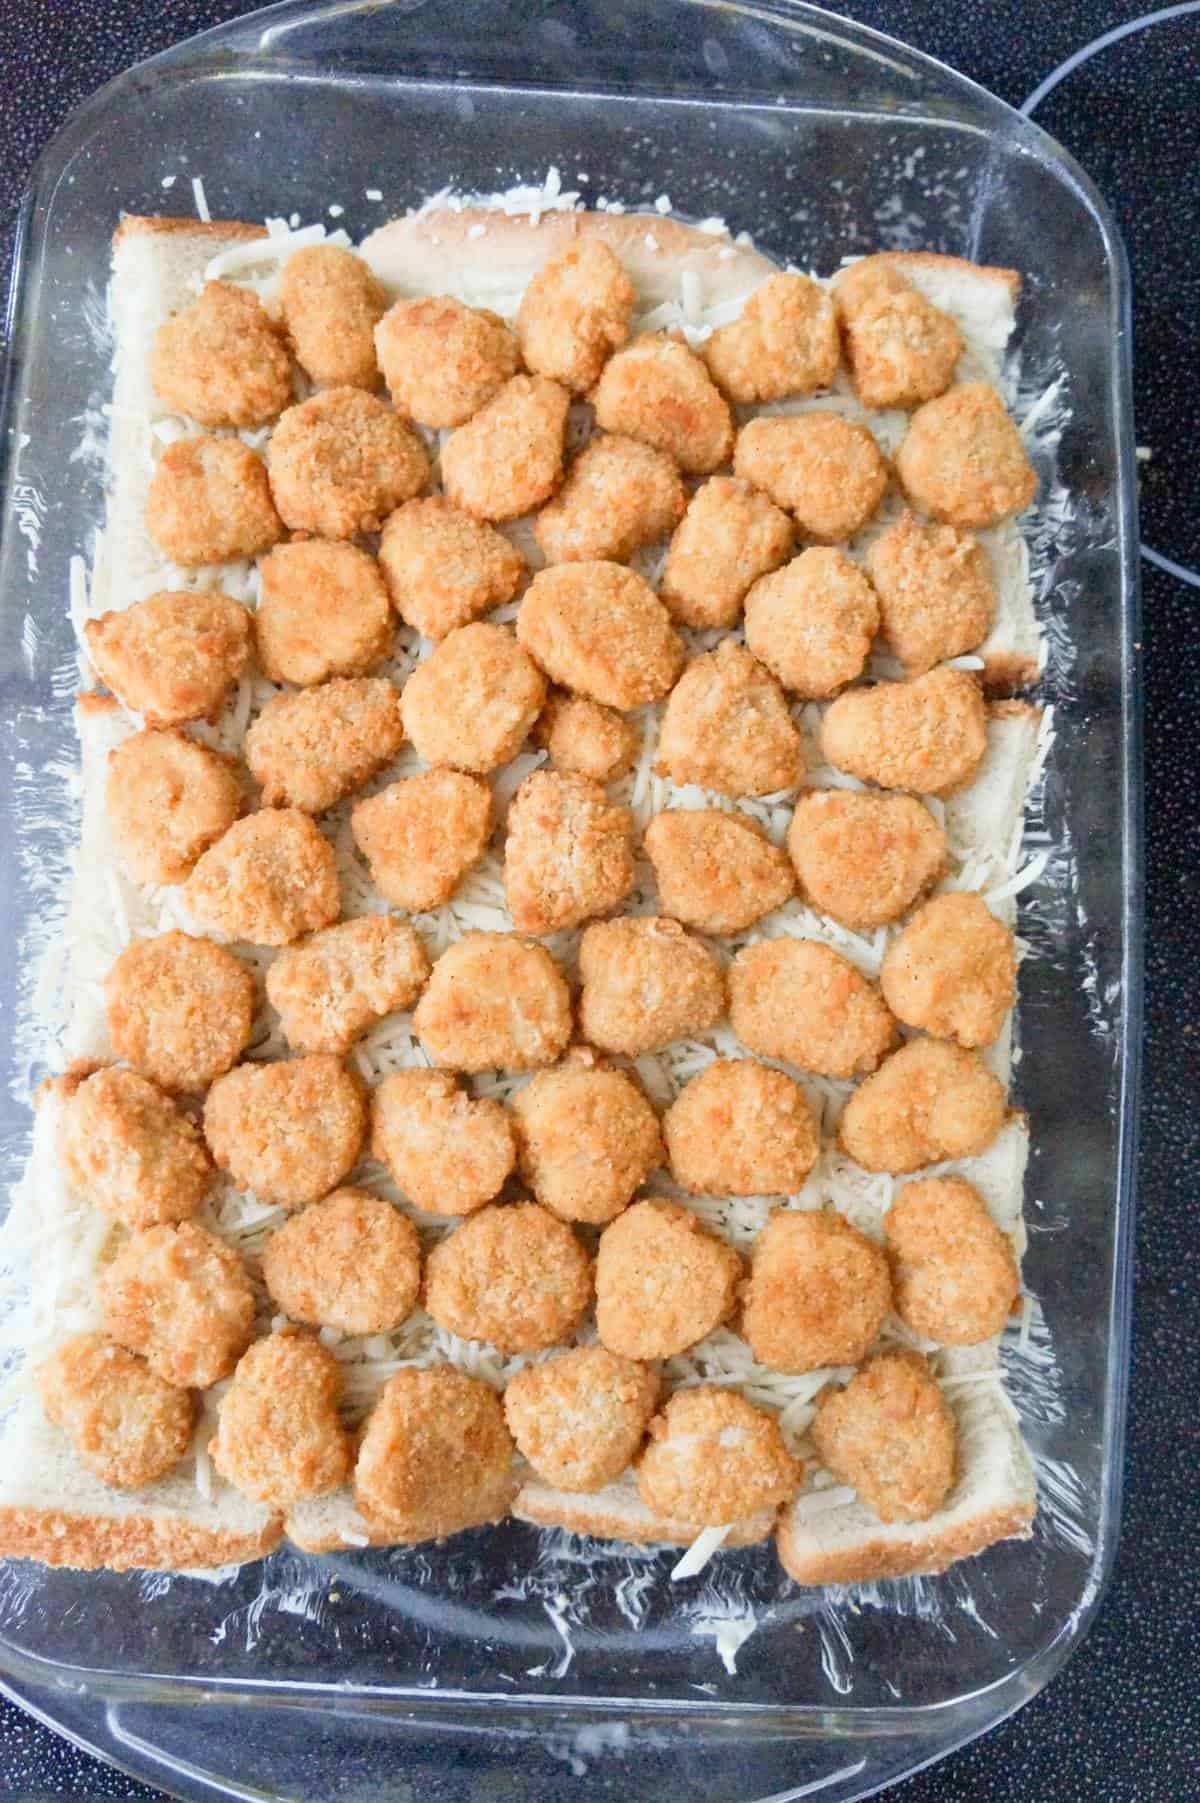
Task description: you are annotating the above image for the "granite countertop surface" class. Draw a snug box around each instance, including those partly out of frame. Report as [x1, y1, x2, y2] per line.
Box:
[0, 1, 1195, 1798]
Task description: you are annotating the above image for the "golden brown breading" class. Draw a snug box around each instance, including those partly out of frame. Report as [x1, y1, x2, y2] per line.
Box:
[246, 677, 404, 813]
[181, 809, 340, 947]
[811, 1350, 957, 1523]
[837, 1038, 1008, 1175]
[834, 261, 963, 410]
[578, 915, 724, 1057]
[885, 1176, 1020, 1346]
[516, 238, 636, 392]
[85, 590, 251, 727]
[734, 413, 888, 542]
[637, 1386, 800, 1525]
[261, 1188, 422, 1335]
[818, 666, 988, 797]
[880, 891, 1017, 1048]
[595, 1199, 742, 1360]
[60, 1066, 212, 1228]
[644, 808, 795, 936]
[656, 640, 804, 798]
[399, 623, 546, 774]
[370, 1068, 515, 1217]
[151, 280, 291, 427]
[253, 540, 394, 685]
[532, 691, 639, 784]
[203, 1054, 366, 1208]
[378, 496, 526, 641]
[660, 475, 794, 631]
[98, 1221, 256, 1388]
[267, 387, 429, 537]
[786, 789, 946, 930]
[350, 770, 492, 913]
[503, 771, 635, 935]
[744, 547, 879, 699]
[106, 728, 243, 886]
[279, 243, 388, 390]
[354, 1364, 516, 1541]
[510, 1052, 662, 1224]
[704, 272, 840, 404]
[38, 1335, 194, 1490]
[375, 295, 519, 428]
[422, 1201, 592, 1354]
[664, 1058, 819, 1197]
[504, 1346, 657, 1492]
[144, 436, 282, 567]
[266, 915, 429, 1055]
[517, 561, 684, 710]
[895, 382, 1036, 528]
[591, 332, 733, 474]
[440, 374, 570, 521]
[534, 433, 685, 565]
[740, 1208, 892, 1373]
[865, 510, 995, 674]
[413, 932, 573, 1072]
[210, 1333, 352, 1507]
[105, 931, 255, 1093]
[729, 938, 895, 1078]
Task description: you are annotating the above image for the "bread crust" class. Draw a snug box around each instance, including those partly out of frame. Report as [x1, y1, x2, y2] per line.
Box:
[512, 1480, 777, 1547]
[866, 249, 1022, 303]
[113, 215, 266, 246]
[0, 1504, 282, 1571]
[775, 1496, 1035, 1586]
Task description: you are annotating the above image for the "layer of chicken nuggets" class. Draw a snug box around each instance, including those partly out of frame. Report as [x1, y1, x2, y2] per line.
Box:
[86, 590, 251, 727]
[246, 677, 404, 813]
[704, 272, 839, 404]
[661, 475, 793, 631]
[504, 1346, 657, 1492]
[60, 1066, 212, 1228]
[151, 281, 291, 428]
[734, 413, 888, 542]
[504, 770, 635, 935]
[210, 1332, 351, 1507]
[441, 374, 570, 521]
[105, 930, 255, 1093]
[819, 666, 988, 797]
[516, 238, 636, 392]
[837, 1038, 1007, 1175]
[350, 770, 492, 913]
[413, 933, 572, 1072]
[730, 939, 895, 1078]
[354, 1365, 516, 1542]
[745, 547, 879, 700]
[740, 1208, 892, 1374]
[261, 1187, 422, 1336]
[266, 914, 429, 1055]
[517, 562, 684, 710]
[896, 381, 1036, 528]
[787, 789, 946, 930]
[865, 510, 995, 674]
[534, 433, 685, 565]
[644, 807, 794, 936]
[532, 691, 639, 784]
[423, 1201, 592, 1354]
[595, 1199, 742, 1360]
[371, 1068, 515, 1217]
[98, 1220, 256, 1389]
[834, 260, 963, 410]
[279, 243, 387, 390]
[811, 1350, 957, 1523]
[378, 495, 526, 641]
[592, 333, 733, 474]
[254, 540, 393, 686]
[664, 1058, 819, 1197]
[880, 891, 1017, 1048]
[400, 622, 546, 774]
[656, 640, 804, 798]
[38, 1334, 194, 1490]
[268, 387, 429, 537]
[885, 1176, 1019, 1347]
[510, 1053, 662, 1224]
[375, 295, 518, 428]
[578, 915, 724, 1057]
[203, 1054, 366, 1208]
[107, 728, 243, 886]
[182, 808, 340, 947]
[638, 1386, 800, 1526]
[145, 437, 281, 567]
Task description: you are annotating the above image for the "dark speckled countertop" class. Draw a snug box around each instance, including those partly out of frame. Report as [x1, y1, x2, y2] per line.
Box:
[0, 2, 1197, 1798]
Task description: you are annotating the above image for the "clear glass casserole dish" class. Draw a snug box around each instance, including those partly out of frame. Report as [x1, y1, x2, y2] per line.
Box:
[0, 3, 1141, 1798]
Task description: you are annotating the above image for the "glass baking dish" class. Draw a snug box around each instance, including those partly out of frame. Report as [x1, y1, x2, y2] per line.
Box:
[0, 2, 1141, 1797]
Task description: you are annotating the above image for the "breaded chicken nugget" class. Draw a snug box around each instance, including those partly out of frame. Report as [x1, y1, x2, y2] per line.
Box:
[595, 1199, 741, 1360]
[182, 809, 339, 947]
[517, 562, 684, 710]
[268, 387, 429, 538]
[261, 1187, 422, 1335]
[534, 433, 685, 565]
[664, 1058, 819, 1197]
[865, 510, 995, 674]
[657, 640, 804, 798]
[210, 1332, 351, 1507]
[704, 272, 840, 404]
[819, 666, 987, 797]
[504, 1345, 657, 1491]
[60, 1066, 212, 1228]
[734, 413, 888, 543]
[895, 382, 1036, 529]
[517, 238, 636, 392]
[834, 261, 962, 410]
[660, 475, 794, 630]
[885, 1176, 1020, 1346]
[504, 771, 635, 935]
[278, 243, 387, 390]
[441, 374, 570, 522]
[423, 1201, 591, 1353]
[85, 590, 251, 727]
[105, 931, 255, 1093]
[203, 1054, 366, 1208]
[151, 280, 291, 428]
[510, 1052, 662, 1224]
[591, 332, 733, 474]
[355, 1365, 516, 1541]
[37, 1334, 194, 1490]
[880, 891, 1016, 1048]
[837, 1038, 1007, 1175]
[379, 496, 526, 641]
[532, 691, 639, 784]
[350, 770, 492, 913]
[145, 436, 282, 567]
[741, 1208, 892, 1373]
[644, 807, 794, 936]
[254, 540, 394, 686]
[638, 1386, 800, 1525]
[744, 547, 879, 699]
[578, 915, 724, 1057]
[787, 790, 945, 930]
[246, 677, 404, 813]
[812, 1350, 956, 1523]
[107, 728, 243, 886]
[400, 623, 546, 774]
[371, 1068, 515, 1217]
[414, 932, 572, 1072]
[375, 295, 519, 428]
[98, 1220, 256, 1388]
[266, 915, 429, 1055]
[729, 939, 895, 1079]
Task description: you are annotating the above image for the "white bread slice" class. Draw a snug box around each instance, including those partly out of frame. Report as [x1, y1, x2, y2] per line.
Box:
[512, 1469, 777, 1549]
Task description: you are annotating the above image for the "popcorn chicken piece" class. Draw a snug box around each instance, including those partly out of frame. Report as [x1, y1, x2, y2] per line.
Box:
[638, 1386, 800, 1525]
[106, 728, 243, 886]
[595, 1199, 741, 1359]
[838, 1038, 1008, 1175]
[105, 931, 255, 1093]
[182, 809, 339, 947]
[266, 915, 429, 1054]
[350, 770, 492, 913]
[592, 332, 733, 474]
[644, 807, 794, 936]
[656, 640, 803, 797]
[744, 547, 879, 698]
[534, 433, 685, 564]
[413, 932, 572, 1073]
[517, 562, 684, 709]
[261, 1188, 422, 1335]
[741, 1209, 892, 1373]
[578, 915, 724, 1057]
[660, 475, 793, 630]
[885, 1176, 1020, 1347]
[787, 789, 946, 929]
[60, 1066, 212, 1228]
[371, 1069, 515, 1217]
[532, 692, 639, 784]
[441, 374, 570, 521]
[423, 1201, 591, 1354]
[399, 623, 545, 774]
[504, 771, 635, 935]
[210, 1333, 351, 1507]
[279, 243, 388, 390]
[38, 1335, 194, 1490]
[505, 1346, 657, 1491]
[354, 1365, 516, 1542]
[812, 1351, 956, 1523]
[253, 541, 393, 686]
[378, 495, 526, 640]
[375, 295, 518, 428]
[517, 239, 636, 392]
[268, 387, 429, 537]
[880, 891, 1017, 1048]
[99, 1221, 256, 1388]
[203, 1054, 366, 1209]
[819, 666, 988, 797]
[510, 1054, 662, 1225]
[85, 590, 251, 727]
[734, 413, 888, 541]
[151, 280, 291, 427]
[145, 436, 282, 566]
[729, 938, 895, 1078]
[865, 510, 995, 673]
[704, 272, 839, 403]
[834, 259, 962, 409]
[664, 1058, 819, 1197]
[895, 382, 1036, 528]
[246, 677, 404, 812]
